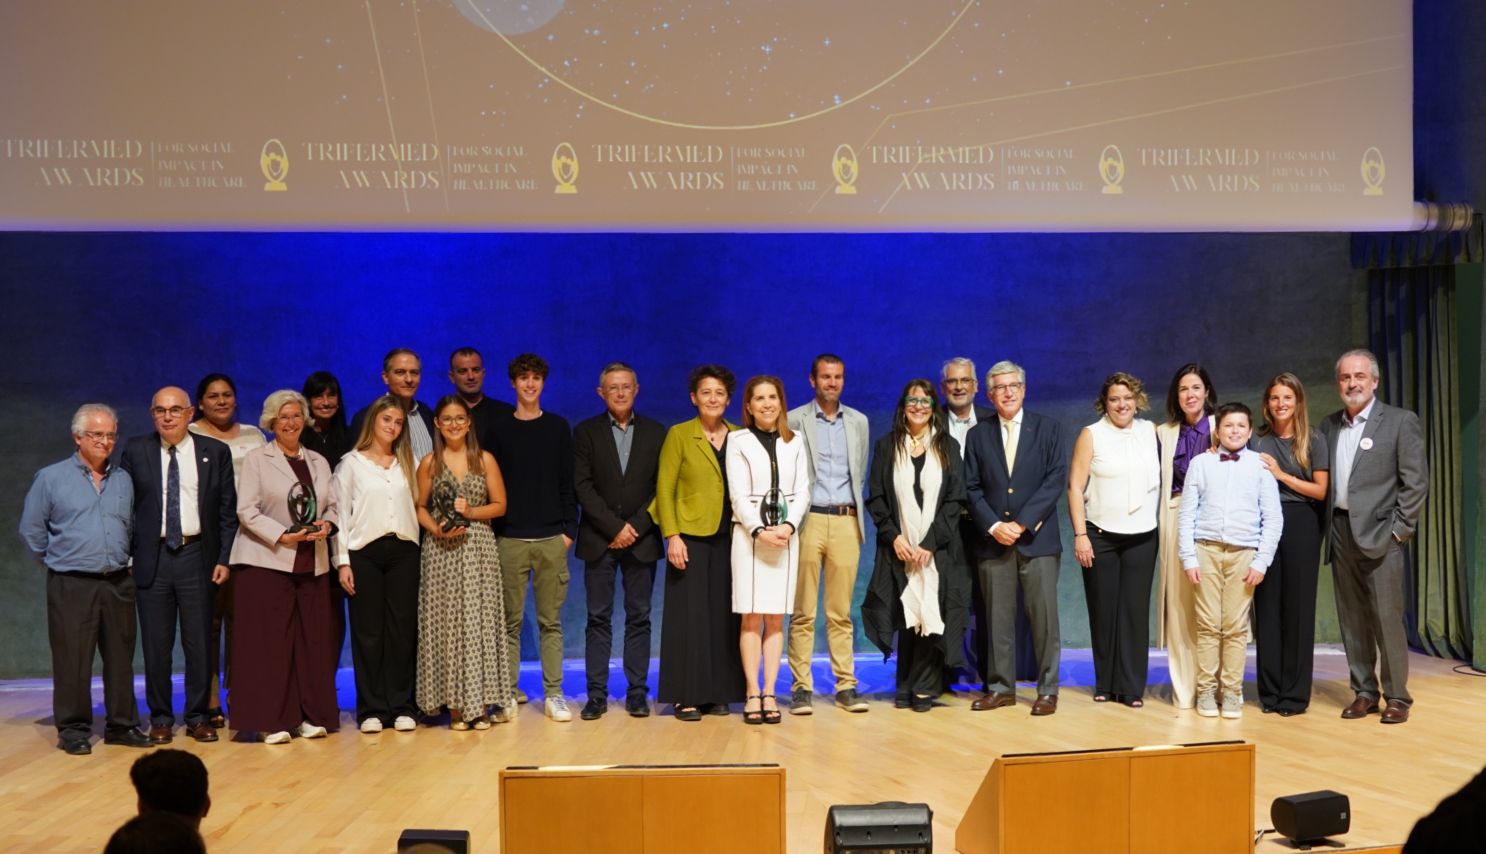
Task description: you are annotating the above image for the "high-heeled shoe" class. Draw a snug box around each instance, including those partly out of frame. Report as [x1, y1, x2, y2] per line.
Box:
[760, 694, 781, 725]
[742, 694, 764, 725]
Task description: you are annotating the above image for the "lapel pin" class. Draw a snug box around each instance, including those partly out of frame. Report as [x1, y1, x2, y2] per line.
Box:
[1359, 438, 1373, 451]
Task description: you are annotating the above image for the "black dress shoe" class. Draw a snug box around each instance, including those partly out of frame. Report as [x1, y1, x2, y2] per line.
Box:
[60, 739, 92, 755]
[703, 702, 730, 716]
[625, 695, 650, 717]
[674, 706, 702, 722]
[104, 728, 153, 748]
[894, 693, 911, 709]
[580, 698, 607, 720]
[911, 695, 934, 713]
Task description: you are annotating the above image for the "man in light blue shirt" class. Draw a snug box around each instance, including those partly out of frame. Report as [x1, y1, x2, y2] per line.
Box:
[19, 403, 149, 754]
[1177, 402, 1282, 720]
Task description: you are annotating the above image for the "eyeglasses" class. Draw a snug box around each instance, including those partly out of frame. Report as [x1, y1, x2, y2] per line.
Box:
[903, 396, 934, 409]
[990, 382, 1024, 396]
[150, 406, 189, 418]
[82, 431, 118, 443]
[438, 415, 470, 425]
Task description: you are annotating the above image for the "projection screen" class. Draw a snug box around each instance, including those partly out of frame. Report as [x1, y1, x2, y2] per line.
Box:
[0, 1, 1413, 231]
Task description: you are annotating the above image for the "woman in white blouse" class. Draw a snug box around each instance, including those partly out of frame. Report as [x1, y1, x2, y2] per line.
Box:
[1067, 372, 1161, 707]
[333, 395, 421, 734]
[726, 376, 810, 725]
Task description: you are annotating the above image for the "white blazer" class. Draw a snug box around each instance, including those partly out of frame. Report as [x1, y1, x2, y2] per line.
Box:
[725, 429, 811, 614]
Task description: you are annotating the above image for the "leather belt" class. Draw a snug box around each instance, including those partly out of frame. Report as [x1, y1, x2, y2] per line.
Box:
[163, 534, 201, 547]
[809, 504, 856, 517]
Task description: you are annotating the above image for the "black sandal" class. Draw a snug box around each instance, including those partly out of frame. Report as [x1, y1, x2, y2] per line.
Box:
[675, 705, 703, 722]
[1120, 695, 1144, 708]
[1093, 692, 1112, 703]
[742, 695, 764, 725]
[761, 694, 781, 725]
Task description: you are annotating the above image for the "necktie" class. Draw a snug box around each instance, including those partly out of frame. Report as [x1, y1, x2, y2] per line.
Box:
[1003, 420, 1018, 476]
[166, 445, 182, 550]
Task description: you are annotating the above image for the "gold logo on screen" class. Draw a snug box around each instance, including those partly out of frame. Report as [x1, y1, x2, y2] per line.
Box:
[260, 139, 289, 192]
[1360, 147, 1385, 196]
[552, 142, 579, 194]
[1099, 145, 1124, 194]
[832, 144, 859, 195]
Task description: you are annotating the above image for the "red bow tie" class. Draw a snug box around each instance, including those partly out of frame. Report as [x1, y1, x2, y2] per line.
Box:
[1220, 452, 1241, 462]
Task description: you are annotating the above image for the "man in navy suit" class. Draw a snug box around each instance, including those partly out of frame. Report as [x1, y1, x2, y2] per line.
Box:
[964, 361, 1069, 715]
[122, 387, 237, 743]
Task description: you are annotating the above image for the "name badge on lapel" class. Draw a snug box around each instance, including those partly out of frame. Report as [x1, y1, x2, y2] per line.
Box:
[1359, 438, 1373, 451]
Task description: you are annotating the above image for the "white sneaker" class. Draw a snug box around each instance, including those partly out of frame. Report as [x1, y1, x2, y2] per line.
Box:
[263, 730, 292, 745]
[393, 715, 417, 732]
[545, 696, 573, 722]
[359, 718, 383, 734]
[492, 705, 512, 724]
[1196, 692, 1218, 718]
[1221, 695, 1244, 720]
[295, 721, 328, 739]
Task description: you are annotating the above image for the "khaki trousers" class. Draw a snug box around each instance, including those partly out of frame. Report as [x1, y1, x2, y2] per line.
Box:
[498, 536, 570, 698]
[787, 512, 860, 692]
[1193, 541, 1256, 699]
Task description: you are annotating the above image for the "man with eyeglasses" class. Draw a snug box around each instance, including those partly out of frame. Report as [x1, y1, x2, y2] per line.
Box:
[940, 357, 996, 686]
[963, 362, 1069, 715]
[489, 352, 578, 721]
[449, 346, 515, 452]
[121, 387, 238, 744]
[350, 347, 436, 463]
[20, 403, 149, 754]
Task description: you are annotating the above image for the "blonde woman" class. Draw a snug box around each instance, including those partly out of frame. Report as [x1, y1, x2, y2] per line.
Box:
[333, 395, 421, 734]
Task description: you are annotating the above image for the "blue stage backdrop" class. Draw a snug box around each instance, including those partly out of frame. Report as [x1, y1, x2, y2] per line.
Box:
[0, 230, 1361, 678]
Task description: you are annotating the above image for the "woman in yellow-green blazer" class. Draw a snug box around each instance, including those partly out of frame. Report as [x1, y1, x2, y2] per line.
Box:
[653, 365, 747, 720]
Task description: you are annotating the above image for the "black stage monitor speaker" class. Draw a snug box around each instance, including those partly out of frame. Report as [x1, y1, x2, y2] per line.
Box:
[397, 828, 470, 853]
[825, 801, 932, 853]
[1271, 790, 1350, 844]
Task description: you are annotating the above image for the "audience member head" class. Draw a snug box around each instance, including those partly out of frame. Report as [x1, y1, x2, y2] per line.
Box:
[130, 749, 210, 827]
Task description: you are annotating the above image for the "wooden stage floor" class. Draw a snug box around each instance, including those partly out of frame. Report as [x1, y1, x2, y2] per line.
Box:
[0, 645, 1479, 852]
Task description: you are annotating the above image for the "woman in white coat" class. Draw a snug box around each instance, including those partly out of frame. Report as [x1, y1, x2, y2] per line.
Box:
[727, 376, 810, 724]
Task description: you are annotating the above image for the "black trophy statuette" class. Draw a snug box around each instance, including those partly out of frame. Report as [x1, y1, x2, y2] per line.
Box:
[431, 479, 470, 533]
[286, 481, 318, 534]
[760, 487, 786, 528]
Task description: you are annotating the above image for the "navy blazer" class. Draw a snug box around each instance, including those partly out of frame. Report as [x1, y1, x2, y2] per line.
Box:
[121, 432, 238, 588]
[963, 409, 1069, 559]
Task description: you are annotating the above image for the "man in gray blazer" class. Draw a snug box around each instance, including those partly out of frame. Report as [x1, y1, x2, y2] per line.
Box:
[786, 354, 871, 714]
[1323, 349, 1428, 724]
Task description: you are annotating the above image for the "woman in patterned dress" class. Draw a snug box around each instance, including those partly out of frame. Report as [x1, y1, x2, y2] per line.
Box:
[414, 395, 512, 729]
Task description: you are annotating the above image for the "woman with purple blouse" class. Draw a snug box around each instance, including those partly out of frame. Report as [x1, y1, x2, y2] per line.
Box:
[1154, 363, 1218, 709]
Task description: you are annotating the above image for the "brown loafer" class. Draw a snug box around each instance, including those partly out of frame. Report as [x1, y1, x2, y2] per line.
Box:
[970, 692, 1016, 711]
[206, 708, 227, 729]
[1340, 695, 1380, 719]
[1380, 699, 1411, 724]
[148, 724, 174, 745]
[187, 722, 220, 742]
[1030, 694, 1058, 716]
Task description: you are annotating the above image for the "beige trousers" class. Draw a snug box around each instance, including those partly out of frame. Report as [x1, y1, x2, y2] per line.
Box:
[787, 512, 860, 692]
[1193, 541, 1256, 700]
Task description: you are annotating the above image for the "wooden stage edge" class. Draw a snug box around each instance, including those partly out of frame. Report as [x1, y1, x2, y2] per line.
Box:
[0, 646, 1480, 852]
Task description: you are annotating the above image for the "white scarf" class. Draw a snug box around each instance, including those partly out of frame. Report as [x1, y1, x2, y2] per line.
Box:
[892, 430, 945, 636]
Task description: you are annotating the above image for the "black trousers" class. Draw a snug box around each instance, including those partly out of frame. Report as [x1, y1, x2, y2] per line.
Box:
[47, 569, 140, 742]
[347, 536, 422, 723]
[1253, 501, 1323, 712]
[896, 628, 945, 698]
[136, 541, 214, 727]
[1082, 526, 1158, 699]
[584, 550, 657, 699]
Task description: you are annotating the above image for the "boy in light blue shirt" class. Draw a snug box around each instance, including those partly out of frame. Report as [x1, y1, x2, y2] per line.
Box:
[1178, 402, 1283, 719]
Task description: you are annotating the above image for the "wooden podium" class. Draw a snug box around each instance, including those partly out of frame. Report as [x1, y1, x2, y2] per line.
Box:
[954, 741, 1254, 854]
[498, 764, 786, 854]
